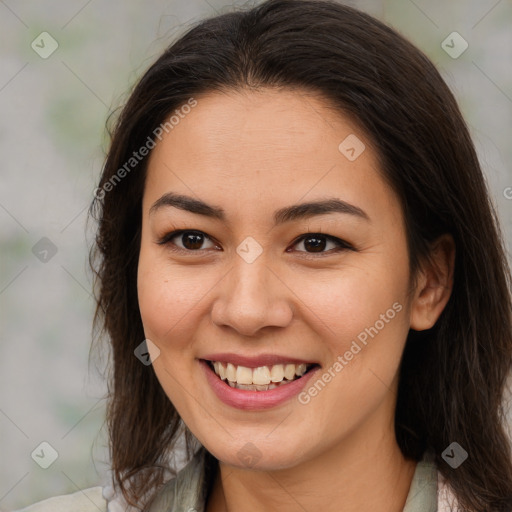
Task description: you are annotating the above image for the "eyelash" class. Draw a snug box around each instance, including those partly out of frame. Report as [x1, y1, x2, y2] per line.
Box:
[156, 230, 355, 257]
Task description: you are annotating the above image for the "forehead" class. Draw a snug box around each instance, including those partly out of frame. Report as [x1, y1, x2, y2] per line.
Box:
[144, 88, 400, 224]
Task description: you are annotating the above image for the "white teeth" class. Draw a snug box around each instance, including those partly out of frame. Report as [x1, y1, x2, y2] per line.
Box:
[284, 364, 296, 380]
[295, 364, 307, 377]
[236, 366, 253, 385]
[252, 366, 271, 385]
[235, 382, 280, 390]
[270, 364, 284, 383]
[210, 360, 312, 387]
[226, 363, 237, 382]
[218, 362, 226, 380]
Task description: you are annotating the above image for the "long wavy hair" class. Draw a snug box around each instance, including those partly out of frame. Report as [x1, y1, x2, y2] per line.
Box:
[88, 0, 512, 509]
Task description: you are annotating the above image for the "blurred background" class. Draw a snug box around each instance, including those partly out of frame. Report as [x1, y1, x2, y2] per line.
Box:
[1, 0, 511, 509]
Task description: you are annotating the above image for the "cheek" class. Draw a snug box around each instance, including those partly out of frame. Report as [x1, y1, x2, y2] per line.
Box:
[137, 244, 208, 345]
[137, 253, 204, 414]
[300, 264, 407, 356]
[304, 266, 410, 415]
[138, 279, 197, 353]
[298, 279, 408, 439]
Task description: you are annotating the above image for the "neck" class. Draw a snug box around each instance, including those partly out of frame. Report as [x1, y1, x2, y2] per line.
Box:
[206, 401, 417, 512]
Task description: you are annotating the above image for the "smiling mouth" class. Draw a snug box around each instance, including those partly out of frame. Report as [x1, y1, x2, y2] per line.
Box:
[203, 359, 319, 391]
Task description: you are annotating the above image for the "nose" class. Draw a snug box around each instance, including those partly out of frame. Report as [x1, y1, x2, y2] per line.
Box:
[210, 256, 293, 337]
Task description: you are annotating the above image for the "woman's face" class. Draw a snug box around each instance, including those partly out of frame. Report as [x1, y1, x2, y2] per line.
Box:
[138, 88, 416, 470]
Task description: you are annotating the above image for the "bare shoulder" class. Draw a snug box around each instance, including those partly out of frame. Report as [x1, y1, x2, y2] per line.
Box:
[12, 486, 107, 512]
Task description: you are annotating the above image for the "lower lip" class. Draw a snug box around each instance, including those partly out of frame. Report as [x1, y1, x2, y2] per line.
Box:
[199, 359, 320, 411]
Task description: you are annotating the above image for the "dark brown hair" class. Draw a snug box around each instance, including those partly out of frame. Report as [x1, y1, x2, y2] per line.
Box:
[89, 0, 512, 509]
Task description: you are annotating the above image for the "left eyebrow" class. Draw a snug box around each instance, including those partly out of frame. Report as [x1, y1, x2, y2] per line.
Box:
[274, 197, 370, 224]
[149, 192, 371, 224]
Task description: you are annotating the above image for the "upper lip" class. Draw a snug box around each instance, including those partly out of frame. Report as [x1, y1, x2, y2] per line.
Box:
[200, 353, 319, 368]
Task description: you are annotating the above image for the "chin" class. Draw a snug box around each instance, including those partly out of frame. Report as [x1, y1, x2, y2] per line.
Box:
[203, 436, 309, 472]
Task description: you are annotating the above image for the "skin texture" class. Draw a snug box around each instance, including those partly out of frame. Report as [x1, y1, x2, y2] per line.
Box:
[137, 88, 455, 512]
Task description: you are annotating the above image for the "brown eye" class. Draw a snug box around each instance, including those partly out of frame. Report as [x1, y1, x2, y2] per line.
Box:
[179, 232, 206, 250]
[291, 233, 353, 254]
[158, 230, 218, 251]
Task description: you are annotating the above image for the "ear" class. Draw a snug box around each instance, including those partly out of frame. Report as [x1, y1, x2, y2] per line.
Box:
[410, 234, 456, 331]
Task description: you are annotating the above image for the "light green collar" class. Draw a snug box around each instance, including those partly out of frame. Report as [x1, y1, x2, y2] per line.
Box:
[149, 448, 438, 512]
[403, 451, 438, 512]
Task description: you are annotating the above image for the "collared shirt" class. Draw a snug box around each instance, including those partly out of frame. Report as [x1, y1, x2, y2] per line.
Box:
[16, 447, 456, 511]
[147, 447, 439, 512]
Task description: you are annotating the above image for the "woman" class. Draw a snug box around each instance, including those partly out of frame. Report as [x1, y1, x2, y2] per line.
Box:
[16, 0, 512, 510]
